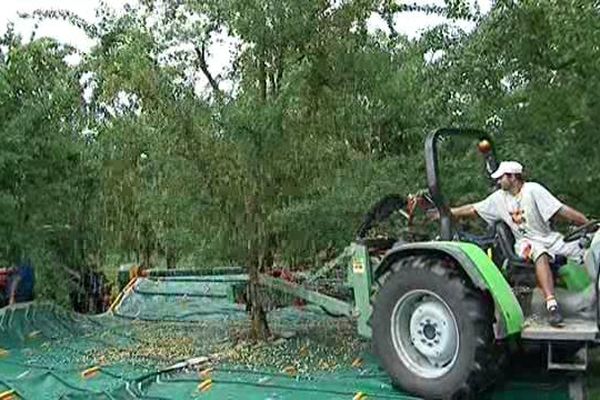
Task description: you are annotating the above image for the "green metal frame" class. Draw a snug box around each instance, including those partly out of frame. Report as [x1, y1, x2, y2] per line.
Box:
[258, 275, 355, 317]
[256, 240, 525, 339]
[118, 265, 245, 290]
[255, 244, 372, 336]
[350, 243, 372, 337]
[249, 238, 524, 340]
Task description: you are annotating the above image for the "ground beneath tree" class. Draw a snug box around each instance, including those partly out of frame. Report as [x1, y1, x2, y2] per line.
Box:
[0, 273, 592, 399]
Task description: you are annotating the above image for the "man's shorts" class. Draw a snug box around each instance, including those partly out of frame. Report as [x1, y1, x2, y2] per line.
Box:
[518, 238, 584, 264]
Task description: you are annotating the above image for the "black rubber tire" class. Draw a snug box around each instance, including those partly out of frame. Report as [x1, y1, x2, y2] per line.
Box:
[372, 256, 497, 399]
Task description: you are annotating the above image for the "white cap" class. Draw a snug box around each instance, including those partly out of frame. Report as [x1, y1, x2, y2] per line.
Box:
[491, 161, 523, 179]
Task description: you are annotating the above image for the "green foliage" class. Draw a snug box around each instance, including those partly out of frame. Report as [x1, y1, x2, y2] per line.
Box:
[0, 34, 90, 302]
[2, 0, 600, 309]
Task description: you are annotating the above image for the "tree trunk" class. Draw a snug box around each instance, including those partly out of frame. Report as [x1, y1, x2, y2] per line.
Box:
[248, 262, 270, 340]
[258, 52, 267, 102]
[244, 192, 270, 340]
[166, 248, 177, 269]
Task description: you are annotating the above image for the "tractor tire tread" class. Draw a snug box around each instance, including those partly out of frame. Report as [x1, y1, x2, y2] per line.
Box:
[372, 255, 503, 399]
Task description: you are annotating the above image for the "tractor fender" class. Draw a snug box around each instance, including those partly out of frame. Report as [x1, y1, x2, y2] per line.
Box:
[375, 241, 524, 338]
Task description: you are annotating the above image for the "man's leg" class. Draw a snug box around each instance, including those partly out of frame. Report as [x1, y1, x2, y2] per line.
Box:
[534, 254, 555, 298]
[535, 254, 563, 326]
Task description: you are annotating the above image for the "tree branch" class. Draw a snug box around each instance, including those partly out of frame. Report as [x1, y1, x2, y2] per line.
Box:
[258, 51, 267, 102]
[382, 11, 398, 39]
[275, 52, 283, 94]
[194, 43, 223, 98]
[378, 1, 399, 39]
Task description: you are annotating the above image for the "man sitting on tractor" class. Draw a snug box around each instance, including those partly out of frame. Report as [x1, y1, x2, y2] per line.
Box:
[448, 161, 589, 327]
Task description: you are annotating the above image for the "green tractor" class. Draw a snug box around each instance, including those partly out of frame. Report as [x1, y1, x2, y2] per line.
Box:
[364, 128, 600, 399]
[258, 127, 599, 399]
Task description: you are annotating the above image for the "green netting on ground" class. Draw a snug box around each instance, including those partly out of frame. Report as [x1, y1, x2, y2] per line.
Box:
[115, 275, 249, 322]
[0, 274, 577, 399]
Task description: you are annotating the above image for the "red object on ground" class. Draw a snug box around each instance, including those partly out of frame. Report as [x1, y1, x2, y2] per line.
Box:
[0, 269, 11, 289]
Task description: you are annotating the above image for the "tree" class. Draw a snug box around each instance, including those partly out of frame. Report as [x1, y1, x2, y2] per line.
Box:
[0, 31, 91, 303]
[14, 0, 600, 330]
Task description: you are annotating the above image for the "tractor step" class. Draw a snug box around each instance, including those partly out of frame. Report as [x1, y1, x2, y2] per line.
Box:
[547, 342, 588, 371]
[521, 317, 598, 341]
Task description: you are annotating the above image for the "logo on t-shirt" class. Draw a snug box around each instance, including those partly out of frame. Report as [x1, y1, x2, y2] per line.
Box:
[510, 209, 527, 234]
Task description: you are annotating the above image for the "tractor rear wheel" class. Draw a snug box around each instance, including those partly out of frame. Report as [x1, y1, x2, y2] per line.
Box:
[372, 256, 497, 399]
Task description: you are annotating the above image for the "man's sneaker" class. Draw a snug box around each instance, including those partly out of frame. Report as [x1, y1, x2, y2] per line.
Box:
[548, 305, 564, 327]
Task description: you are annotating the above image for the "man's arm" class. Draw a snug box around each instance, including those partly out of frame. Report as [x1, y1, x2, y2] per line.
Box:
[450, 204, 479, 219]
[429, 204, 480, 220]
[428, 190, 500, 223]
[556, 205, 589, 226]
[531, 183, 588, 226]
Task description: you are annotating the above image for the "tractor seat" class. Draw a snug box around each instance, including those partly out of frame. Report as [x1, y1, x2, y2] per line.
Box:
[357, 237, 399, 252]
[493, 222, 567, 271]
[456, 229, 496, 248]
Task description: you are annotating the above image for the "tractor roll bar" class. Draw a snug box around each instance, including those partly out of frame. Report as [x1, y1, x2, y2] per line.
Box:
[425, 128, 498, 240]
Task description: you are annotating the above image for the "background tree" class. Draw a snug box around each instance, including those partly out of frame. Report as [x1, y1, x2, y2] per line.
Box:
[3, 0, 599, 333]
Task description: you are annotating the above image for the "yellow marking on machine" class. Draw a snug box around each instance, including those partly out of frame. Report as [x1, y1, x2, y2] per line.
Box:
[352, 258, 364, 274]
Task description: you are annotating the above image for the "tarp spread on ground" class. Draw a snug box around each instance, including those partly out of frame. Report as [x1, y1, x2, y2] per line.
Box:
[0, 272, 573, 399]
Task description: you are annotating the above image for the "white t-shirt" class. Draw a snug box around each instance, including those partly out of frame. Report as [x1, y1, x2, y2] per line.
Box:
[474, 182, 565, 258]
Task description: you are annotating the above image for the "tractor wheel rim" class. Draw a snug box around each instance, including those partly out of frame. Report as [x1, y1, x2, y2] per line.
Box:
[390, 289, 459, 379]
